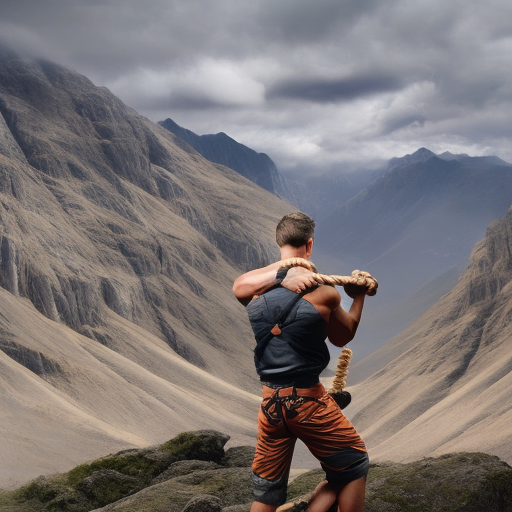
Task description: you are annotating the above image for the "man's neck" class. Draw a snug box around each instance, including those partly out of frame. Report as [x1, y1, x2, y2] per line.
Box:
[279, 245, 309, 260]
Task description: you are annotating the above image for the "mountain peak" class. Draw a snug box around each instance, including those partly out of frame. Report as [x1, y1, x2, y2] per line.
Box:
[158, 117, 306, 207]
[387, 147, 437, 169]
[413, 147, 436, 158]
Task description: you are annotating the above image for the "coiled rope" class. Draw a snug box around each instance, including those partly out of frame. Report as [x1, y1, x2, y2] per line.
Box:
[329, 347, 353, 394]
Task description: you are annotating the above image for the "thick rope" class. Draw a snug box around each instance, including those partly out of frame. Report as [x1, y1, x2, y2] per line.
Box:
[278, 257, 378, 296]
[276, 258, 376, 407]
[329, 347, 353, 394]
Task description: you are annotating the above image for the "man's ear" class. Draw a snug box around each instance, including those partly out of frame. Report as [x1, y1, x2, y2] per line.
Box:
[306, 238, 314, 258]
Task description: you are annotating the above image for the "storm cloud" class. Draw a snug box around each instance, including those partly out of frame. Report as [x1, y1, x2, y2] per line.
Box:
[1, 0, 512, 173]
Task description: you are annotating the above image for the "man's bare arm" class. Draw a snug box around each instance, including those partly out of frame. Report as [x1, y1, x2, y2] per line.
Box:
[233, 264, 319, 306]
[232, 262, 283, 306]
[326, 292, 366, 347]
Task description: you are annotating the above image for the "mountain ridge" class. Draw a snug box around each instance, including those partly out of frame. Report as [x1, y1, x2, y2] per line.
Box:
[315, 147, 512, 360]
[348, 205, 512, 465]
[0, 46, 291, 487]
[159, 117, 305, 208]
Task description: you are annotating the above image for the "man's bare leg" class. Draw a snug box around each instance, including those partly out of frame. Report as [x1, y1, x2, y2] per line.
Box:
[250, 502, 277, 512]
[306, 480, 337, 512]
[305, 475, 366, 512]
[337, 476, 366, 512]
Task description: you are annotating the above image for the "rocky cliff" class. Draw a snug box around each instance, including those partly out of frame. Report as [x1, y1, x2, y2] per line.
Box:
[159, 117, 305, 208]
[0, 46, 292, 486]
[348, 205, 512, 465]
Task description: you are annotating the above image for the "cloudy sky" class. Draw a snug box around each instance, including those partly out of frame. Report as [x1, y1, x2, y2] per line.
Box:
[2, 0, 512, 176]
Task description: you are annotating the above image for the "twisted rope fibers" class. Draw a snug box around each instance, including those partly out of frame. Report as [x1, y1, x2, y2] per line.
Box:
[278, 257, 378, 296]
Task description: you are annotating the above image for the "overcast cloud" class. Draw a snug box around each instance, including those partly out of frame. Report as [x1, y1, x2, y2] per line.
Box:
[1, 0, 512, 175]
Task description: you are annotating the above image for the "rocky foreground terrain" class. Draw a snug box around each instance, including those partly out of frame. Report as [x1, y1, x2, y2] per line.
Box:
[0, 430, 511, 512]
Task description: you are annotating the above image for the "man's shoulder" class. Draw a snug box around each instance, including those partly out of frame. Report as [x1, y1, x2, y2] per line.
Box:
[308, 284, 341, 309]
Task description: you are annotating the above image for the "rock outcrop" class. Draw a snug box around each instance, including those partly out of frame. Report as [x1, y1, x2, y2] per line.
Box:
[2, 431, 511, 512]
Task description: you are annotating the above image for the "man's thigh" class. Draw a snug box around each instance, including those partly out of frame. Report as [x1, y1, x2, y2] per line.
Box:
[252, 406, 297, 481]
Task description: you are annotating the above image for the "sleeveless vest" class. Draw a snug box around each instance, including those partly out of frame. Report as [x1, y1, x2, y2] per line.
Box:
[246, 287, 329, 386]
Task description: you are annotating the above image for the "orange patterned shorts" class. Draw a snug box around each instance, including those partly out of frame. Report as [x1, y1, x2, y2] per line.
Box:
[251, 382, 369, 506]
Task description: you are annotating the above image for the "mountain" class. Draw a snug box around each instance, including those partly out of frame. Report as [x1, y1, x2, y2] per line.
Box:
[0, 46, 293, 487]
[314, 147, 512, 360]
[159, 117, 305, 208]
[348, 205, 512, 465]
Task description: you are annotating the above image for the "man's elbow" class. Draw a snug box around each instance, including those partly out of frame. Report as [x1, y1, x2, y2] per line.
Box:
[232, 280, 251, 306]
[328, 322, 359, 347]
[328, 334, 352, 347]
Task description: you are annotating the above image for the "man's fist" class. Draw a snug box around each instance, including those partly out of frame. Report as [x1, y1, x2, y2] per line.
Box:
[343, 282, 370, 299]
[281, 266, 319, 294]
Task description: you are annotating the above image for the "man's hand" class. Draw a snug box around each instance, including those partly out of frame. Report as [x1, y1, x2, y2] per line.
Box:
[281, 266, 320, 294]
[343, 282, 370, 299]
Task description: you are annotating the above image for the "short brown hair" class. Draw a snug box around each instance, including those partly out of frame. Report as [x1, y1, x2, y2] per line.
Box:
[276, 212, 315, 247]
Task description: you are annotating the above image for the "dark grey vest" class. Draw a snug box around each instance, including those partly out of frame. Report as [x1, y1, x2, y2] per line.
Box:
[246, 287, 330, 387]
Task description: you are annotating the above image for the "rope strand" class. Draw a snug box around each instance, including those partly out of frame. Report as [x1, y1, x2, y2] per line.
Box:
[276, 258, 377, 400]
[278, 257, 378, 296]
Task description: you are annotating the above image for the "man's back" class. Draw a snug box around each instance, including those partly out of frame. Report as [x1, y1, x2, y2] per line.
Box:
[247, 286, 332, 387]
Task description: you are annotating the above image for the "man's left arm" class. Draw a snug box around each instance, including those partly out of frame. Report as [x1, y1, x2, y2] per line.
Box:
[232, 262, 283, 306]
[326, 292, 366, 347]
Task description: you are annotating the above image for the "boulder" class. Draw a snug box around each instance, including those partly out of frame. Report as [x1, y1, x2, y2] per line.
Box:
[76, 469, 142, 507]
[152, 460, 222, 485]
[223, 446, 255, 468]
[181, 494, 222, 512]
[158, 430, 230, 465]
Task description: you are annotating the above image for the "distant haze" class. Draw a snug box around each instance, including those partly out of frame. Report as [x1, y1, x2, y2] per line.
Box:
[349, 206, 512, 466]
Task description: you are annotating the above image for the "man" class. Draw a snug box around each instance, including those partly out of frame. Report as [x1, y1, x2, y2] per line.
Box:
[232, 212, 370, 512]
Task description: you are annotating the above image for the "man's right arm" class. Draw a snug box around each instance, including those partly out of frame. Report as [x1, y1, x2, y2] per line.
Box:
[232, 262, 283, 306]
[327, 292, 366, 347]
[232, 264, 319, 306]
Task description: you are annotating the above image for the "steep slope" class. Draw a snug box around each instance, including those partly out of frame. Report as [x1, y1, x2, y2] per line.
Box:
[0, 47, 292, 486]
[347, 206, 512, 465]
[315, 148, 512, 358]
[0, 288, 260, 488]
[159, 117, 305, 207]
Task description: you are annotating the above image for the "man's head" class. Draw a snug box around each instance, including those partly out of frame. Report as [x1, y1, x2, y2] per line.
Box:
[276, 212, 315, 248]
